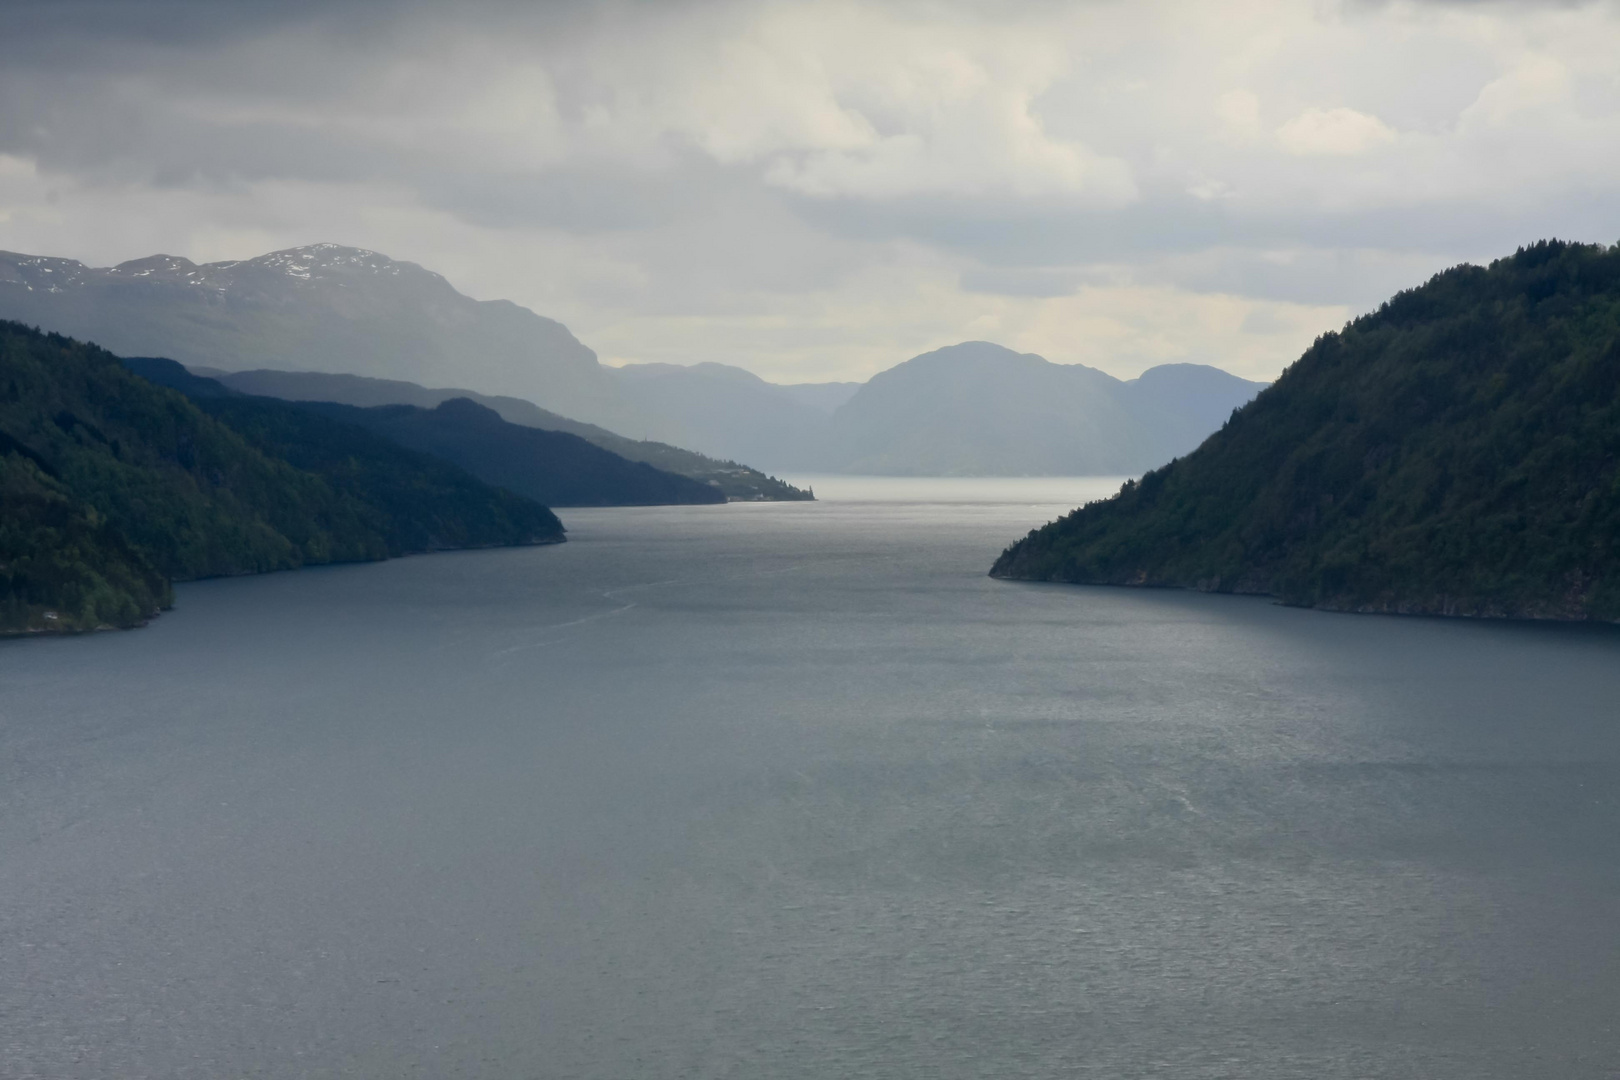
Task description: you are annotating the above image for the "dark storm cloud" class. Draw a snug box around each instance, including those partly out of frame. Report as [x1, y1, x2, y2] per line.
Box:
[0, 0, 414, 61]
[0, 0, 693, 54]
[0, 0, 718, 212]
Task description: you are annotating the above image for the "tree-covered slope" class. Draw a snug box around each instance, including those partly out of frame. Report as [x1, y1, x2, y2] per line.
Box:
[131, 354, 722, 508]
[201, 367, 812, 500]
[1, 439, 170, 632]
[122, 357, 565, 553]
[1, 323, 562, 635]
[991, 241, 1620, 622]
[296, 397, 729, 507]
[3, 324, 383, 582]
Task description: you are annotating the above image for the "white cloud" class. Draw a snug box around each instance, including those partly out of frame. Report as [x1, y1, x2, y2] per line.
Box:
[556, 3, 1137, 204]
[1459, 54, 1573, 132]
[1275, 106, 1397, 156]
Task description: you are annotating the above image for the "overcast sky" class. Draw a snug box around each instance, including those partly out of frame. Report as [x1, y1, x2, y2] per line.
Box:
[2, 0, 1617, 383]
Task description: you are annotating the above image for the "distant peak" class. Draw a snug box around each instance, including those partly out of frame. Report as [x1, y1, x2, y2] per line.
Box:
[904, 341, 1052, 368]
[236, 244, 426, 282]
[280, 242, 382, 261]
[0, 251, 87, 270]
[433, 396, 501, 421]
[110, 254, 198, 277]
[1129, 363, 1268, 389]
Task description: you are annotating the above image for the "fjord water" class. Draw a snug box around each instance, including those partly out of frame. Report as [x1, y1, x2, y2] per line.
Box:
[4, 478, 1619, 1079]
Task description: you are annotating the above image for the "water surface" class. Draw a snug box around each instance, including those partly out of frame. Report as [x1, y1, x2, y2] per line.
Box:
[3, 478, 1619, 1078]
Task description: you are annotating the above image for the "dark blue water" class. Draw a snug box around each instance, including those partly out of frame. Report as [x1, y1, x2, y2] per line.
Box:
[3, 478, 1619, 1079]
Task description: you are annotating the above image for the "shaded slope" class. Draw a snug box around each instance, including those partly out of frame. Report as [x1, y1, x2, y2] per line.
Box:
[123, 357, 566, 554]
[0, 323, 562, 635]
[991, 241, 1620, 621]
[297, 398, 728, 508]
[3, 324, 385, 583]
[1, 441, 170, 632]
[204, 367, 811, 500]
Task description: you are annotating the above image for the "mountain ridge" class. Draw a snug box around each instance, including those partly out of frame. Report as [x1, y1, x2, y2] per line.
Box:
[1, 242, 1266, 479]
[606, 345, 1266, 475]
[0, 244, 631, 429]
[817, 342, 1267, 476]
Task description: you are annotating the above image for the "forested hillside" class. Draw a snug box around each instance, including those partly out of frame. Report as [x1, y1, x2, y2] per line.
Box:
[1, 324, 562, 634]
[992, 241, 1620, 621]
[122, 357, 572, 547]
[0, 442, 170, 633]
[125, 358, 731, 508]
[293, 398, 730, 508]
[205, 368, 813, 501]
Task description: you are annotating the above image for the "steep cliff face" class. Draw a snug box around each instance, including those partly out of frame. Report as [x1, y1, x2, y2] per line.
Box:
[992, 241, 1620, 622]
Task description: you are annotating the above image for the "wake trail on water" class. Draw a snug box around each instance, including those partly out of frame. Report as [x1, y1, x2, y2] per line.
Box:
[489, 578, 686, 656]
[490, 561, 807, 658]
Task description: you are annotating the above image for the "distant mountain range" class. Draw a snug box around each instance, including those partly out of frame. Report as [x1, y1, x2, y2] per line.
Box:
[993, 240, 1620, 622]
[816, 344, 1265, 476]
[603, 346, 1263, 475]
[0, 245, 630, 429]
[607, 362, 857, 467]
[0, 243, 1266, 478]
